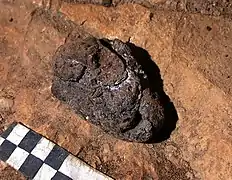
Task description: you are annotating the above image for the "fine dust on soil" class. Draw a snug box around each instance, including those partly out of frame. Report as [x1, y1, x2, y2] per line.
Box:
[0, 162, 25, 180]
[63, 0, 232, 17]
[0, 0, 232, 180]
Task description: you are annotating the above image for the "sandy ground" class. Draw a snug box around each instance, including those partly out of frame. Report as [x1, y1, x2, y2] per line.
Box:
[0, 0, 232, 179]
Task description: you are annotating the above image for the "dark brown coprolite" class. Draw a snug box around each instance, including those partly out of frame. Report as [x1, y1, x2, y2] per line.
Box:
[51, 31, 168, 142]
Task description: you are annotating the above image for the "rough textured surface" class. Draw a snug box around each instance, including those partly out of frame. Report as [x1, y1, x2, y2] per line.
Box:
[62, 0, 232, 16]
[0, 0, 232, 179]
[0, 162, 25, 180]
[51, 31, 168, 142]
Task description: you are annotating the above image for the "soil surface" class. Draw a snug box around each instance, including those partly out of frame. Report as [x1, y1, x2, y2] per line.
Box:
[0, 0, 232, 180]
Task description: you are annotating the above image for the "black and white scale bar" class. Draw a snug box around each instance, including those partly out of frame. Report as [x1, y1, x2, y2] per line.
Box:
[0, 122, 113, 180]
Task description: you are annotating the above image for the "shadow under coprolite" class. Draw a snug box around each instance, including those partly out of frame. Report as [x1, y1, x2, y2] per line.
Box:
[127, 42, 179, 143]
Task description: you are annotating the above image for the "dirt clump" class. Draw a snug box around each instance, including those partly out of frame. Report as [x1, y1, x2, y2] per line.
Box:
[51, 31, 166, 142]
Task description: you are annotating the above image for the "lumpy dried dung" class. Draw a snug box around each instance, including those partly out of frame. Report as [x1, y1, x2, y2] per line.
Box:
[51, 31, 165, 142]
